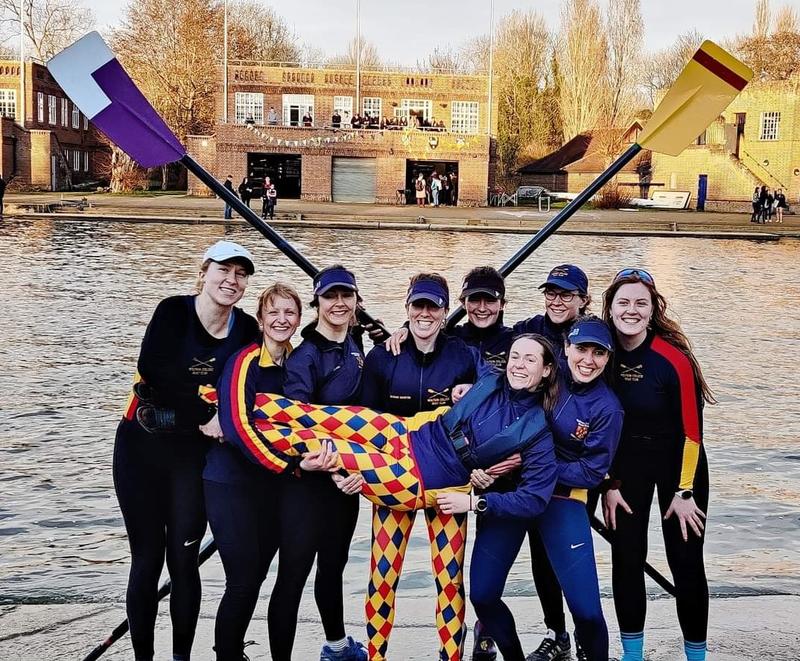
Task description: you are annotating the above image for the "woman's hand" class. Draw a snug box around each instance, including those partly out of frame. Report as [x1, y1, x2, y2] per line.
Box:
[602, 488, 633, 530]
[332, 472, 364, 495]
[451, 383, 473, 403]
[470, 469, 495, 490]
[436, 492, 473, 515]
[485, 453, 522, 477]
[359, 316, 388, 345]
[199, 413, 225, 442]
[664, 495, 706, 541]
[300, 441, 340, 472]
[385, 327, 408, 356]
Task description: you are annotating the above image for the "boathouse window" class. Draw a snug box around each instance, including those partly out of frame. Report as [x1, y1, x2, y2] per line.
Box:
[451, 101, 479, 134]
[72, 104, 80, 128]
[282, 94, 314, 127]
[84, 151, 89, 172]
[48, 95, 57, 125]
[0, 89, 16, 120]
[759, 112, 780, 141]
[399, 99, 432, 125]
[61, 98, 68, 127]
[363, 96, 382, 118]
[83, 114, 88, 130]
[37, 92, 44, 123]
[235, 92, 264, 125]
[333, 96, 353, 119]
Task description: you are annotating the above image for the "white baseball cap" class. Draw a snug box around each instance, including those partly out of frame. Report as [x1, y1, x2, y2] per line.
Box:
[203, 240, 255, 274]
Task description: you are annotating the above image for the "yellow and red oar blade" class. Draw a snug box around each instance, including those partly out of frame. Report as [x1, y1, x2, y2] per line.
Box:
[638, 40, 753, 156]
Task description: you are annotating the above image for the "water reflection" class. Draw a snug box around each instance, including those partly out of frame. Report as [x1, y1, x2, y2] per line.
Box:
[0, 219, 798, 603]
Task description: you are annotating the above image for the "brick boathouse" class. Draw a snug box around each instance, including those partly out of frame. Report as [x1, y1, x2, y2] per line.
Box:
[187, 63, 498, 206]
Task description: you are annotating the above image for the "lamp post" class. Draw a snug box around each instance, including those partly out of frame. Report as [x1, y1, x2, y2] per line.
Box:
[19, 0, 25, 127]
[486, 0, 495, 136]
[223, 0, 228, 123]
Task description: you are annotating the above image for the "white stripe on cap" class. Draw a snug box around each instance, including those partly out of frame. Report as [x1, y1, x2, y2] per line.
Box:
[47, 31, 114, 119]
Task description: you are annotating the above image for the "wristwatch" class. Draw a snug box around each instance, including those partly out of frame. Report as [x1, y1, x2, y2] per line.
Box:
[474, 496, 488, 513]
[675, 489, 694, 500]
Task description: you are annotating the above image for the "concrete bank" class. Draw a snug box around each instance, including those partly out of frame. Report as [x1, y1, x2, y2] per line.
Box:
[5, 192, 800, 241]
[1, 595, 798, 660]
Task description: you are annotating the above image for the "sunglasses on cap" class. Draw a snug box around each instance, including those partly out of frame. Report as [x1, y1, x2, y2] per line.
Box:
[613, 268, 655, 285]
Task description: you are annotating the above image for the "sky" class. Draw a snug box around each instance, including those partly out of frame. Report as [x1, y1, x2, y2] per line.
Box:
[88, 0, 769, 64]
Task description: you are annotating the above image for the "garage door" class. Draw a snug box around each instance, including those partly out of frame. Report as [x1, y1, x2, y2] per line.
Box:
[332, 157, 376, 203]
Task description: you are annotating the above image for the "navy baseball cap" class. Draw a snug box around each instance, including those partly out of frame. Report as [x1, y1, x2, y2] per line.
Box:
[460, 270, 505, 300]
[407, 279, 449, 308]
[567, 317, 614, 351]
[313, 267, 358, 296]
[539, 264, 588, 294]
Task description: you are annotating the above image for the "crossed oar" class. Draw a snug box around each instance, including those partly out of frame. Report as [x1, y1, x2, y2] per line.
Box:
[47, 33, 752, 660]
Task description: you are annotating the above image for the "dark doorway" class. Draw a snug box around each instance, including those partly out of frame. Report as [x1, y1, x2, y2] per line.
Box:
[247, 153, 302, 199]
[405, 159, 459, 205]
[697, 174, 708, 211]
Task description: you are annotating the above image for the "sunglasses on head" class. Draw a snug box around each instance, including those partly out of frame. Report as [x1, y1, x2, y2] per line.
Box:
[613, 268, 655, 285]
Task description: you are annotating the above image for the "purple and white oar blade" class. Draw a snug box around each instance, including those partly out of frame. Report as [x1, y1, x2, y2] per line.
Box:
[47, 32, 186, 168]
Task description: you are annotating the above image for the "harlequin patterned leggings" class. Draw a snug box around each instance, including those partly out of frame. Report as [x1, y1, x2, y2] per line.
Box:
[253, 393, 469, 660]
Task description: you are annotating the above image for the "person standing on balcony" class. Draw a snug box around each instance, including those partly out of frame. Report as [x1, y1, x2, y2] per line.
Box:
[267, 106, 279, 126]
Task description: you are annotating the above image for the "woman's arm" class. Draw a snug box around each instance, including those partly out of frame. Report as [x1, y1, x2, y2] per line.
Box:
[556, 408, 624, 489]
[283, 345, 318, 402]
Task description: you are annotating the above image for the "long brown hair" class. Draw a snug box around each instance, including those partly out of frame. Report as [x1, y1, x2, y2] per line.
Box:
[508, 333, 560, 413]
[602, 273, 716, 404]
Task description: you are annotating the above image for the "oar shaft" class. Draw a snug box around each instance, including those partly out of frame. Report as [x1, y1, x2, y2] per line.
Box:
[589, 514, 676, 597]
[446, 143, 643, 328]
[179, 155, 390, 341]
[81, 539, 218, 661]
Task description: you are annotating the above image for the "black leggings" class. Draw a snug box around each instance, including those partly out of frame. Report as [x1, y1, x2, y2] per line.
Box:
[611, 447, 709, 642]
[113, 422, 208, 660]
[204, 478, 280, 661]
[268, 473, 360, 661]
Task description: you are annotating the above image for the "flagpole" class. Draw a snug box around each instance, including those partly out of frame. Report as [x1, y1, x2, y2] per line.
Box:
[486, 0, 494, 136]
[355, 0, 361, 116]
[223, 0, 228, 123]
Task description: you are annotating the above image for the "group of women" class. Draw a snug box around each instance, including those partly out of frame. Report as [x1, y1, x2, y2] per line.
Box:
[114, 238, 713, 661]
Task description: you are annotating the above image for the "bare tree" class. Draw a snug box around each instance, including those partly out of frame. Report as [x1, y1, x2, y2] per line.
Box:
[754, 0, 770, 38]
[641, 30, 704, 106]
[557, 0, 609, 141]
[459, 34, 489, 74]
[734, 1, 800, 80]
[417, 46, 469, 74]
[227, 0, 299, 63]
[605, 0, 643, 127]
[326, 37, 383, 70]
[298, 43, 326, 67]
[775, 4, 799, 32]
[0, 0, 94, 60]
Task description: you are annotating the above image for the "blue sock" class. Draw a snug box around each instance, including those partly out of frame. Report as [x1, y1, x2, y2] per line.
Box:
[685, 640, 706, 661]
[620, 631, 644, 661]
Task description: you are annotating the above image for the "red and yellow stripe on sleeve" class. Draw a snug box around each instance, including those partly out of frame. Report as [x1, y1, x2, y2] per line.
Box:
[228, 345, 290, 473]
[652, 337, 702, 490]
[122, 371, 143, 420]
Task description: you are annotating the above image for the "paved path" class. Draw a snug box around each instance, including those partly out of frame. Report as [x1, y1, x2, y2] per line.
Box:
[1, 594, 798, 659]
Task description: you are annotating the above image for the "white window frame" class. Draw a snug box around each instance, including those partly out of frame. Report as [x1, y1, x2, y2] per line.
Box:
[72, 104, 80, 128]
[83, 114, 88, 130]
[61, 98, 68, 127]
[759, 111, 780, 141]
[362, 96, 382, 118]
[234, 92, 264, 125]
[333, 96, 353, 118]
[73, 149, 81, 171]
[0, 89, 17, 120]
[84, 151, 89, 172]
[281, 94, 314, 127]
[400, 99, 432, 123]
[451, 101, 479, 134]
[37, 92, 44, 122]
[48, 95, 57, 125]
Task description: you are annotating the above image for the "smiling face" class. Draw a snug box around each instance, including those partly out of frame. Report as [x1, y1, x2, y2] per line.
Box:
[407, 300, 446, 342]
[260, 294, 300, 344]
[199, 260, 249, 307]
[565, 342, 610, 384]
[506, 336, 552, 391]
[610, 282, 653, 340]
[465, 294, 504, 328]
[543, 286, 586, 325]
[318, 287, 357, 330]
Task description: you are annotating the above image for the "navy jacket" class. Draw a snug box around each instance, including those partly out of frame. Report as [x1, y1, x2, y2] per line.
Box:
[450, 317, 516, 370]
[209, 341, 296, 484]
[361, 333, 481, 415]
[284, 323, 364, 405]
[411, 377, 557, 519]
[549, 370, 624, 492]
[512, 314, 571, 360]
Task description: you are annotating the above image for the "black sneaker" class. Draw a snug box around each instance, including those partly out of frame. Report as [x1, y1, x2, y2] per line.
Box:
[575, 637, 587, 661]
[471, 621, 497, 660]
[526, 631, 571, 661]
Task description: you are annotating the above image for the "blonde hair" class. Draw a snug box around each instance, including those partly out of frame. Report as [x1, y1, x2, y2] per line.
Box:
[194, 259, 213, 294]
[257, 282, 303, 319]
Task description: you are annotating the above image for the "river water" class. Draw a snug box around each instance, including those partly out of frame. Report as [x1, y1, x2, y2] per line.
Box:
[1, 218, 798, 607]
